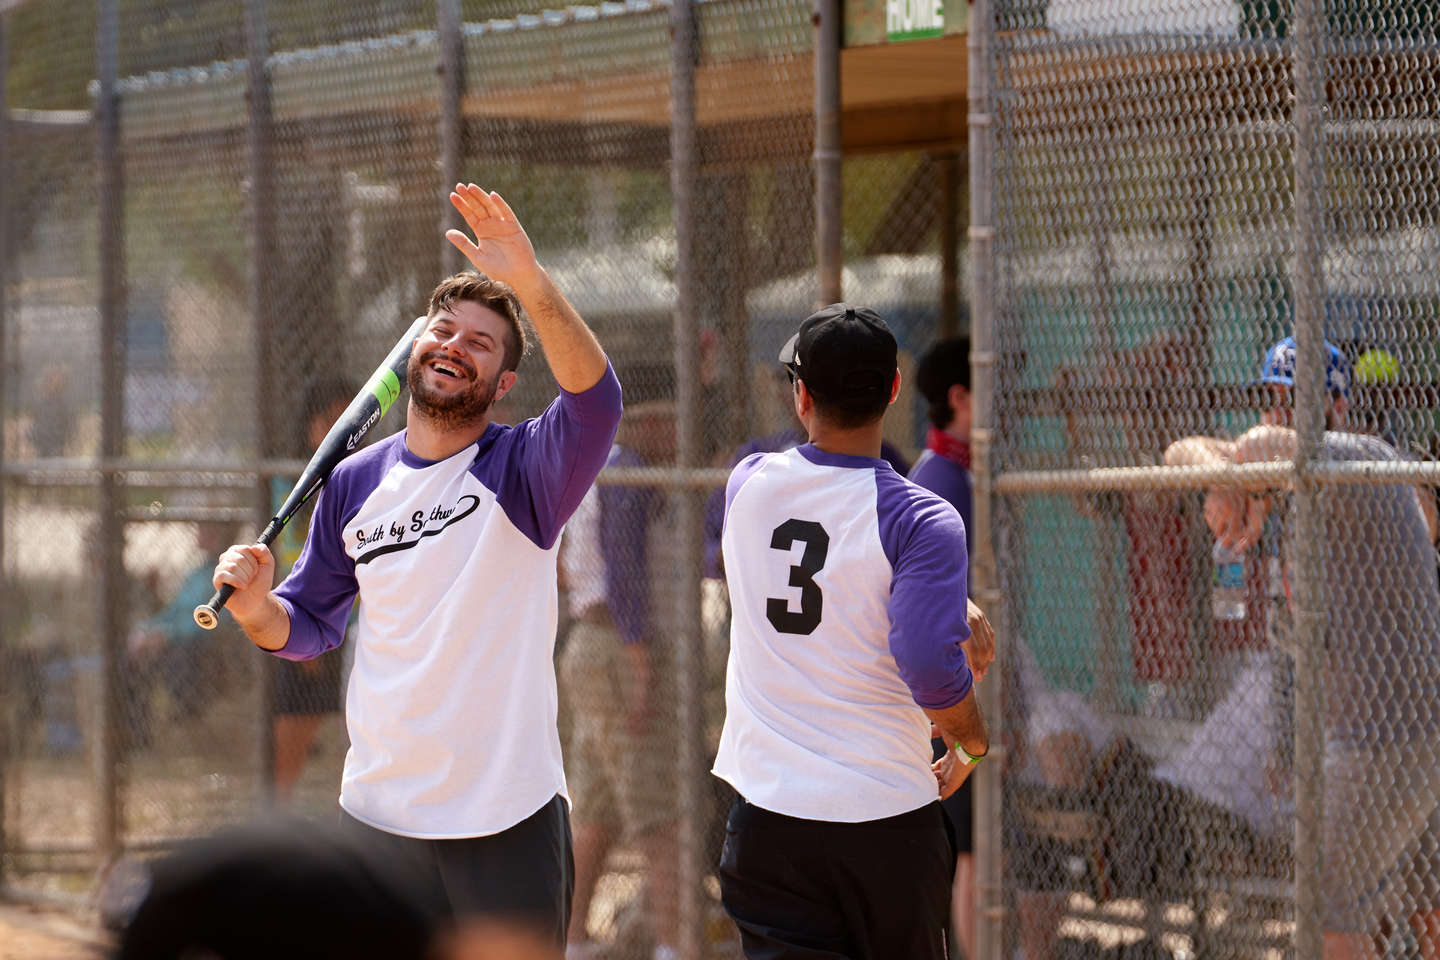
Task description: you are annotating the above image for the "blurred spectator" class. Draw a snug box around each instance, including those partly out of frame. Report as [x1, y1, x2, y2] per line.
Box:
[441, 921, 565, 960]
[911, 338, 973, 542]
[117, 818, 443, 960]
[559, 400, 678, 960]
[269, 378, 356, 803]
[703, 366, 910, 579]
[909, 337, 981, 960]
[127, 522, 239, 741]
[1004, 638, 1115, 960]
[1166, 337, 1440, 960]
[30, 364, 76, 457]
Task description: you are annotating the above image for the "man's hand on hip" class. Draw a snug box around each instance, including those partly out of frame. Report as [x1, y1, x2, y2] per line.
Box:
[933, 741, 982, 800]
[964, 599, 995, 682]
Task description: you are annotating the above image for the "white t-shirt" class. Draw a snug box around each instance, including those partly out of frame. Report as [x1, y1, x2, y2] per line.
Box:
[274, 367, 622, 838]
[712, 443, 974, 822]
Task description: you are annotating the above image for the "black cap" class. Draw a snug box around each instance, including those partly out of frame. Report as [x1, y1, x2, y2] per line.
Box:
[778, 303, 898, 403]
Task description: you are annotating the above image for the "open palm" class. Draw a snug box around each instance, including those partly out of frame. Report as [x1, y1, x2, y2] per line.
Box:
[446, 184, 537, 284]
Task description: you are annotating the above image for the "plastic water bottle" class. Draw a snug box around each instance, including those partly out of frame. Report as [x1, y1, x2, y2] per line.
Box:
[1212, 541, 1247, 621]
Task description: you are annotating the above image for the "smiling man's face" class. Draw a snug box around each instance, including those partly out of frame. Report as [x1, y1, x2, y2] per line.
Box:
[407, 300, 517, 431]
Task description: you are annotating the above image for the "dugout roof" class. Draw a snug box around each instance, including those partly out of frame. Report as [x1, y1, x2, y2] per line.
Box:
[110, 0, 969, 159]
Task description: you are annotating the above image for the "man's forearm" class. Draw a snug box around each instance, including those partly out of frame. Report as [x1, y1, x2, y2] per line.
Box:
[233, 593, 293, 653]
[924, 690, 989, 759]
[1164, 435, 1235, 467]
[1234, 424, 1296, 464]
[509, 266, 608, 394]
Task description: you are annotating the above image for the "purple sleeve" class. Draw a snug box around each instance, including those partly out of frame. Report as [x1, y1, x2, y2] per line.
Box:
[875, 470, 973, 710]
[908, 454, 974, 594]
[600, 449, 651, 645]
[270, 443, 397, 660]
[477, 363, 623, 550]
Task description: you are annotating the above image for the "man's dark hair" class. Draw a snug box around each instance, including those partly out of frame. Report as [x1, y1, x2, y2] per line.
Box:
[915, 338, 971, 430]
[803, 379, 891, 431]
[427, 272, 528, 373]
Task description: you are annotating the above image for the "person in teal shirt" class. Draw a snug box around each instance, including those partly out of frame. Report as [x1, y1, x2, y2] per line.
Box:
[127, 522, 239, 736]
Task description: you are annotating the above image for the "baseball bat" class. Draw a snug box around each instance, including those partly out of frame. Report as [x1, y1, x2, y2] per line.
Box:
[193, 315, 430, 629]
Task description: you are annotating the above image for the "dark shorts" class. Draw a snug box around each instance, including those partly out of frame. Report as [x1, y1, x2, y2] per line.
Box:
[719, 795, 954, 960]
[272, 652, 343, 715]
[338, 794, 574, 947]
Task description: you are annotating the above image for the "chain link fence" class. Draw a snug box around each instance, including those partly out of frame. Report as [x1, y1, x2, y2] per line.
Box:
[981, 0, 1440, 956]
[11, 0, 1436, 955]
[0, 0, 968, 954]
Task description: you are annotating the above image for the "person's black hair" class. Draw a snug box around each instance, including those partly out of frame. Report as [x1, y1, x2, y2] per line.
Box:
[803, 380, 891, 430]
[117, 818, 441, 960]
[915, 338, 971, 430]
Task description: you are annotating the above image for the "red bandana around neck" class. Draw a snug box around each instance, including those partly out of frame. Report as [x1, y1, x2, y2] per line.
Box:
[926, 425, 972, 471]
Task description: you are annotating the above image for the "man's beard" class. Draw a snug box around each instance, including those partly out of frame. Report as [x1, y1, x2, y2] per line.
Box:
[407, 351, 500, 431]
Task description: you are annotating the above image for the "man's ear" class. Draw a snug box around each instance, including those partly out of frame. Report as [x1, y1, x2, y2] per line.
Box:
[888, 370, 903, 404]
[795, 378, 814, 418]
[948, 382, 970, 415]
[493, 370, 519, 405]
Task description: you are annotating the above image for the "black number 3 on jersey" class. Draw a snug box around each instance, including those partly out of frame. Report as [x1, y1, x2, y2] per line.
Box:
[766, 519, 830, 635]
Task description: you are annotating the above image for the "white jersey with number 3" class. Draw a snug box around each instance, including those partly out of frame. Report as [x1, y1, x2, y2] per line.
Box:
[712, 443, 973, 823]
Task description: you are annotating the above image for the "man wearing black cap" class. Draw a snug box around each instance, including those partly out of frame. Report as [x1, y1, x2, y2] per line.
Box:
[711, 303, 992, 959]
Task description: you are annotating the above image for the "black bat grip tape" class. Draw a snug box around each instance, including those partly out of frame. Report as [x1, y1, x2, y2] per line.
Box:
[193, 518, 286, 630]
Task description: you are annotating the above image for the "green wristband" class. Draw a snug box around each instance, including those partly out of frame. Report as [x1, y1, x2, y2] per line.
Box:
[956, 742, 985, 765]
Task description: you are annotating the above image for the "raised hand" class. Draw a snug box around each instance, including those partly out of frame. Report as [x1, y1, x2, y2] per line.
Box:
[446, 184, 538, 286]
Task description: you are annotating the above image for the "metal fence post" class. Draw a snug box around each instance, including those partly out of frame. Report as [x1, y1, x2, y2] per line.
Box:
[814, 0, 842, 308]
[244, 0, 277, 807]
[438, 0, 465, 277]
[938, 150, 961, 340]
[968, 0, 1003, 955]
[95, 0, 128, 866]
[0, 8, 10, 881]
[1290, 0, 1328, 951]
[670, 0, 706, 955]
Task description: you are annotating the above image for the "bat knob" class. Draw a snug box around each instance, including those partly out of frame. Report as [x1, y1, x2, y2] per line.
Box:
[193, 605, 220, 630]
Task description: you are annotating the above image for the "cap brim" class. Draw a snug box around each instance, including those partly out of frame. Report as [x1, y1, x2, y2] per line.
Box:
[1251, 375, 1294, 388]
[778, 333, 799, 365]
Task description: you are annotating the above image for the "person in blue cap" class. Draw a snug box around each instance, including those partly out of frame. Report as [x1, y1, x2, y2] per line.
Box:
[1166, 337, 1440, 960]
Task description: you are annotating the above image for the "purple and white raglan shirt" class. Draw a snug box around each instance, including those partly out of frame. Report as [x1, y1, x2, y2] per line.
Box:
[711, 443, 972, 823]
[273, 365, 622, 839]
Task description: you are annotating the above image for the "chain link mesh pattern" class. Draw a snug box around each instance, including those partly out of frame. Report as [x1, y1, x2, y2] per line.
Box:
[0, 2, 969, 952]
[989, 0, 1440, 957]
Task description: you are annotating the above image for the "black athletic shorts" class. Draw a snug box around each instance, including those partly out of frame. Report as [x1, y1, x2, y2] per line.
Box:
[719, 794, 954, 960]
[338, 794, 574, 948]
